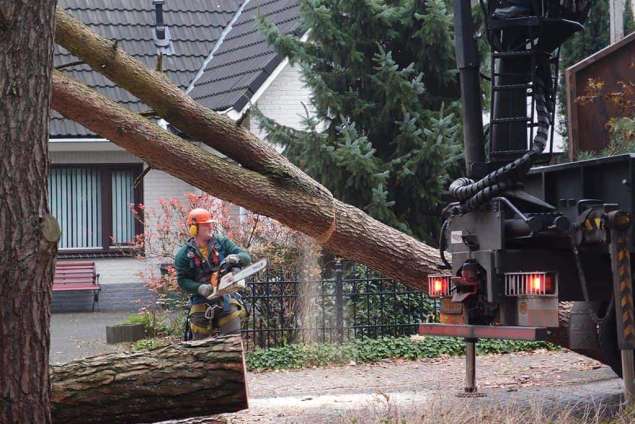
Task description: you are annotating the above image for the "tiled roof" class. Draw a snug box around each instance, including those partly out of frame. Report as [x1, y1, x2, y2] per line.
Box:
[189, 0, 303, 112]
[51, 0, 302, 138]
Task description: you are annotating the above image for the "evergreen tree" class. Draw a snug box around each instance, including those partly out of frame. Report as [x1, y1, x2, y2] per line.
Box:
[256, 0, 462, 243]
[625, 0, 635, 36]
[560, 1, 609, 70]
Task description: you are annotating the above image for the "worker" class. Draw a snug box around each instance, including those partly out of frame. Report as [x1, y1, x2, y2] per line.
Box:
[174, 208, 251, 339]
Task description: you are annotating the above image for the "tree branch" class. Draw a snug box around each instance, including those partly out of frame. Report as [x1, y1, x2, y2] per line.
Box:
[51, 70, 440, 289]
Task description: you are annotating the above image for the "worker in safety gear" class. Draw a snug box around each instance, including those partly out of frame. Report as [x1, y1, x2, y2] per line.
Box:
[175, 208, 251, 339]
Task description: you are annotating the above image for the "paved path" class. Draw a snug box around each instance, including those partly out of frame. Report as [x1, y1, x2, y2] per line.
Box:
[50, 311, 131, 363]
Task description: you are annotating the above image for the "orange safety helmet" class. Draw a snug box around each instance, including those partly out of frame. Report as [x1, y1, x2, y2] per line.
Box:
[186, 208, 214, 226]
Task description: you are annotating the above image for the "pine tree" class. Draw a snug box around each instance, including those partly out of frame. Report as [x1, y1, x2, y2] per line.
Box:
[256, 0, 462, 243]
[625, 0, 635, 36]
[560, 1, 609, 70]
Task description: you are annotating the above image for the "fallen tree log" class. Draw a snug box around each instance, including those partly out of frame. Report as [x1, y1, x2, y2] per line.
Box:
[50, 336, 247, 424]
[51, 70, 440, 290]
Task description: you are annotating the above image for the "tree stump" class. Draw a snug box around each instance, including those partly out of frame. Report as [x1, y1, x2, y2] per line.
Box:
[50, 335, 248, 424]
[106, 323, 146, 344]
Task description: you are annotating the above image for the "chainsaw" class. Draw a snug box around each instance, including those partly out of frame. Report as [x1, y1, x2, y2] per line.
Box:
[206, 258, 267, 300]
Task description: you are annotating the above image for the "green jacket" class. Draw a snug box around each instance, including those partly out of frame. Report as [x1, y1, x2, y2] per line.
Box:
[175, 233, 251, 304]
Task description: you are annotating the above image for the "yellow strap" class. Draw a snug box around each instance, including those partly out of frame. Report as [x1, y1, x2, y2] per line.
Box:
[190, 304, 208, 313]
[190, 322, 212, 335]
[217, 310, 244, 327]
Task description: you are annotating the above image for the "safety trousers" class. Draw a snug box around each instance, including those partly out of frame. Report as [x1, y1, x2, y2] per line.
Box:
[189, 298, 247, 340]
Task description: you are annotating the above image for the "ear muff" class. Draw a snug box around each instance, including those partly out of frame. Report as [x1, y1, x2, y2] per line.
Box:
[189, 225, 198, 237]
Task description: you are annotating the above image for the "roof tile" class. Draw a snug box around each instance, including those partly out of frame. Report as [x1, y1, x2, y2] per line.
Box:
[189, 0, 302, 111]
[51, 0, 302, 138]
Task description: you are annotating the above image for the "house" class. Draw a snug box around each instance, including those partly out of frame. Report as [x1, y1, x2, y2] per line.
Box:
[51, 0, 310, 311]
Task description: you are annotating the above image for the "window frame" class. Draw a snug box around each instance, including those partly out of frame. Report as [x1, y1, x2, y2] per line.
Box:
[49, 163, 144, 257]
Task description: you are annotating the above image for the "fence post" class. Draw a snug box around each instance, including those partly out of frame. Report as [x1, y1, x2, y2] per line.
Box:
[335, 259, 344, 343]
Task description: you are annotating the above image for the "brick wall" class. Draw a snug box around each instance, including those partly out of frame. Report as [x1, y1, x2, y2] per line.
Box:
[142, 169, 199, 214]
[92, 258, 145, 284]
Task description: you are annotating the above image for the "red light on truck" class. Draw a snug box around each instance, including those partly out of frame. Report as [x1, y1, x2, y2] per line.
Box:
[505, 272, 557, 296]
[530, 275, 543, 293]
[427, 275, 452, 297]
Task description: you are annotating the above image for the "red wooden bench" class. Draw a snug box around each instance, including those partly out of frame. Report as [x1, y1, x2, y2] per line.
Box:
[53, 261, 101, 311]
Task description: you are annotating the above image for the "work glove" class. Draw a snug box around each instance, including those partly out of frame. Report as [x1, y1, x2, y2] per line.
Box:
[225, 254, 241, 266]
[197, 284, 213, 297]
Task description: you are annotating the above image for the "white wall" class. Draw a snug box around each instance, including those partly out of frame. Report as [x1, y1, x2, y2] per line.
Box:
[250, 63, 314, 139]
[93, 258, 146, 284]
[142, 169, 198, 216]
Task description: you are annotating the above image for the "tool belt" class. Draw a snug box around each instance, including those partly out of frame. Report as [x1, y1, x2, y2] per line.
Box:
[190, 295, 247, 328]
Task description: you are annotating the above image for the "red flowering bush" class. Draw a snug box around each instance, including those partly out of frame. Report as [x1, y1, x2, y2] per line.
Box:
[132, 193, 311, 304]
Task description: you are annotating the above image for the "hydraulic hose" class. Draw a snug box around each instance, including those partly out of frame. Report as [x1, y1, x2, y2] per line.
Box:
[449, 76, 552, 213]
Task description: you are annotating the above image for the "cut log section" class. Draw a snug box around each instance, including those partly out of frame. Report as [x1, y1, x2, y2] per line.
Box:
[50, 336, 248, 424]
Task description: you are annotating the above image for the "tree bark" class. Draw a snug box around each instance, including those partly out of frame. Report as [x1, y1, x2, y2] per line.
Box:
[50, 336, 248, 424]
[0, 1, 58, 423]
[51, 70, 441, 290]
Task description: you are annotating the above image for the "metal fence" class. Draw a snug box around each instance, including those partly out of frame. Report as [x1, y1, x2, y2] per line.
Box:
[240, 260, 435, 350]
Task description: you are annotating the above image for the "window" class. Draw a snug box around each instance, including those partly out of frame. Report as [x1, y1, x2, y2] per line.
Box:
[48, 165, 143, 254]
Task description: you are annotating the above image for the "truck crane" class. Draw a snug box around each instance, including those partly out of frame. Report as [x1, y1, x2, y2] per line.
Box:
[419, 0, 635, 400]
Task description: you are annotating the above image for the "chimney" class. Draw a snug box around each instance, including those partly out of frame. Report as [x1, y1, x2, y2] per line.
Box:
[153, 0, 174, 55]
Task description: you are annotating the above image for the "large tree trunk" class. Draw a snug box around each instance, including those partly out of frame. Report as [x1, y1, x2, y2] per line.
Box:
[0, 1, 58, 423]
[50, 70, 440, 290]
[50, 336, 248, 424]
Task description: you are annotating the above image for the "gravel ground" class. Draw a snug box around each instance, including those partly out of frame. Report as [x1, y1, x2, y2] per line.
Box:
[213, 350, 623, 423]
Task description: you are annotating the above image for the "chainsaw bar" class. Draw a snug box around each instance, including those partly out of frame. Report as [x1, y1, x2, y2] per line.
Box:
[207, 258, 267, 299]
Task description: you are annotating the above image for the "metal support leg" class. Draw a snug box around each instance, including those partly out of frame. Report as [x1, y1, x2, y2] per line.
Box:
[465, 338, 477, 393]
[457, 338, 486, 397]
